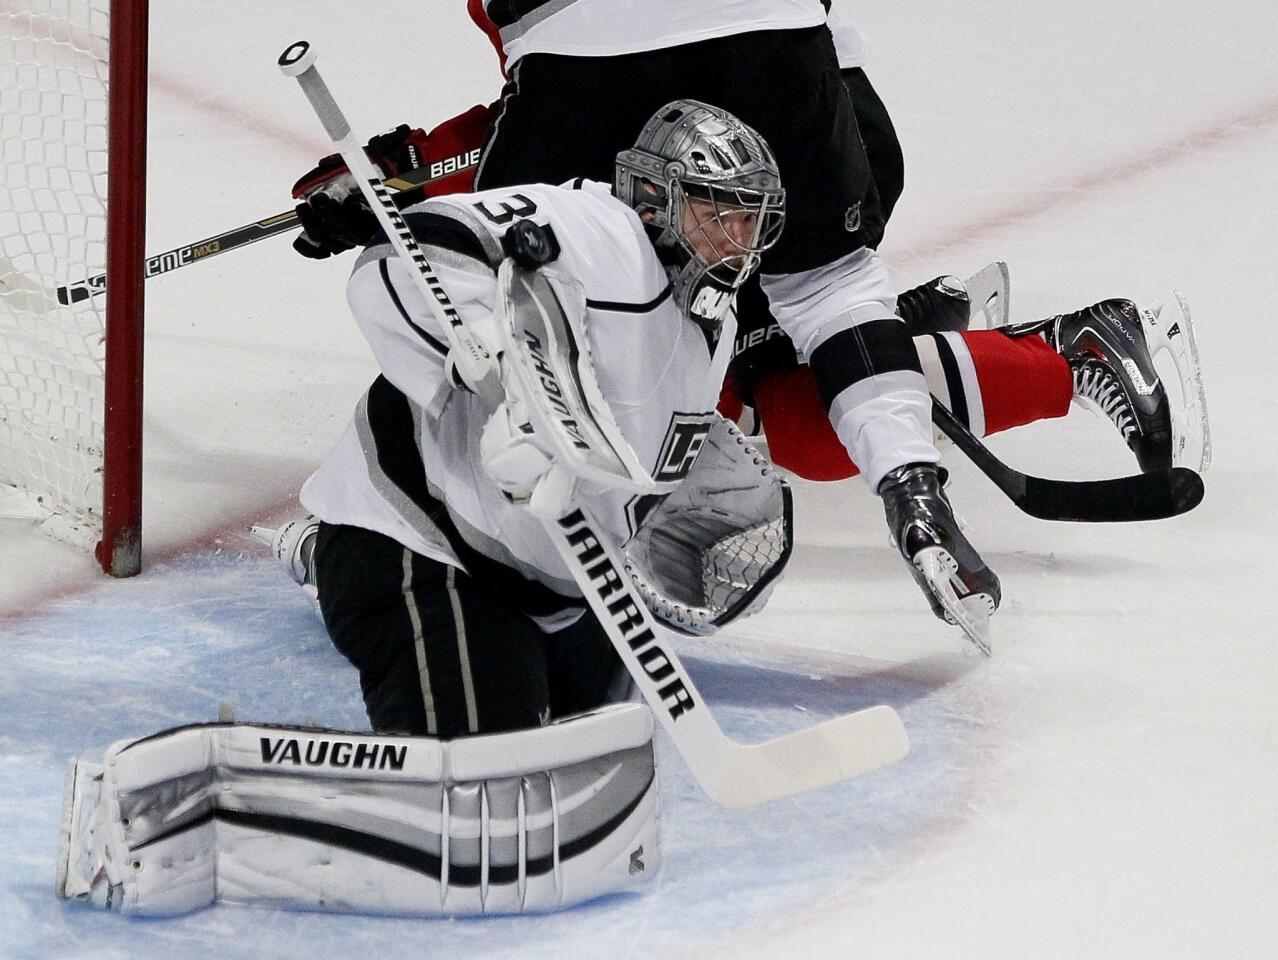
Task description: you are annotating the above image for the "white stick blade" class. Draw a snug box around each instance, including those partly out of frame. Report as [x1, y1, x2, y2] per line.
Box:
[704, 704, 909, 809]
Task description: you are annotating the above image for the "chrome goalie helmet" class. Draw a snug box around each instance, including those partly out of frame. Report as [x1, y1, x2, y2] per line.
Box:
[615, 100, 786, 334]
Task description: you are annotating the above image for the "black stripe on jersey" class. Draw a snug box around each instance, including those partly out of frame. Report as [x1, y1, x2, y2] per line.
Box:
[485, 0, 556, 29]
[930, 332, 970, 429]
[365, 376, 585, 619]
[586, 284, 672, 314]
[808, 317, 923, 410]
[379, 259, 448, 358]
[571, 177, 585, 190]
[404, 211, 498, 268]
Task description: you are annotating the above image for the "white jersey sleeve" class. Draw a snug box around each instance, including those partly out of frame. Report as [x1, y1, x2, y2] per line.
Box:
[344, 225, 498, 420]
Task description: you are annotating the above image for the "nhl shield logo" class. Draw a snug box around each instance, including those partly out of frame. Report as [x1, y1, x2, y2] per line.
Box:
[844, 202, 862, 232]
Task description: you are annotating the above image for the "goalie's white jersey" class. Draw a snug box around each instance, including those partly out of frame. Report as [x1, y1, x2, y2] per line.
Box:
[301, 180, 731, 603]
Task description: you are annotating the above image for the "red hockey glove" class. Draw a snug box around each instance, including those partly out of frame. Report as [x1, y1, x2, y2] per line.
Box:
[290, 124, 430, 260]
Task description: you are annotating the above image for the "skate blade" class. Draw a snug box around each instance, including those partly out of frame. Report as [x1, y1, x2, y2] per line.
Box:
[248, 524, 279, 548]
[962, 261, 1011, 329]
[56, 759, 103, 901]
[1143, 292, 1211, 473]
[914, 547, 995, 656]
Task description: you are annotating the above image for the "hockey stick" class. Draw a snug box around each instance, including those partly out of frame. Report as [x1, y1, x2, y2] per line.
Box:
[931, 400, 1204, 522]
[279, 42, 499, 401]
[280, 40, 910, 808]
[52, 160, 467, 307]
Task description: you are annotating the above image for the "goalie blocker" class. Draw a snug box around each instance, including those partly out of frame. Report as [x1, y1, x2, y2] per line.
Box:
[56, 704, 658, 916]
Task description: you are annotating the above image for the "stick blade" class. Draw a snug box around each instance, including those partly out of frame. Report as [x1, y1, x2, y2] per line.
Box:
[1019, 466, 1204, 522]
[703, 704, 909, 809]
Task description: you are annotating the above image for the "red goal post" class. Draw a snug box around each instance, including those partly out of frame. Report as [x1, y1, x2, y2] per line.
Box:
[0, 0, 148, 576]
[99, 0, 148, 577]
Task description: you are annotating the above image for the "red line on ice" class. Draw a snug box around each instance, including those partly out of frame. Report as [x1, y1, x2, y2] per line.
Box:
[894, 91, 1278, 267]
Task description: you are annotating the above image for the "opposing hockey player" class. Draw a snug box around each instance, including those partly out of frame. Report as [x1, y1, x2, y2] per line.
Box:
[56, 99, 796, 918]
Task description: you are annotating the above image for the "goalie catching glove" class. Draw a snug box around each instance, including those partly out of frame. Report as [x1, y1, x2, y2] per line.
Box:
[626, 416, 793, 635]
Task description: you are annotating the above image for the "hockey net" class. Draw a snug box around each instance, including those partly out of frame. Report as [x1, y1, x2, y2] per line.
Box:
[0, 0, 146, 575]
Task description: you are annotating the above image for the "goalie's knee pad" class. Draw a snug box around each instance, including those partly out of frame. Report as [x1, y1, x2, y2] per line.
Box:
[56, 704, 658, 917]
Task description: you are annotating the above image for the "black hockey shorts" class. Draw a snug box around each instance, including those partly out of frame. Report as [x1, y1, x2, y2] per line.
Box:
[477, 25, 884, 274]
[842, 67, 904, 223]
[312, 523, 621, 739]
[730, 67, 906, 405]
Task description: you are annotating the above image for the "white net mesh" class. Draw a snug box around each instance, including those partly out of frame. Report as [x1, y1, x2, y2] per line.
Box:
[0, 1, 110, 542]
[624, 418, 792, 636]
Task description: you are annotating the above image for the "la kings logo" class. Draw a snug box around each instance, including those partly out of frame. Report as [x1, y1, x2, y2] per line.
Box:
[653, 413, 714, 482]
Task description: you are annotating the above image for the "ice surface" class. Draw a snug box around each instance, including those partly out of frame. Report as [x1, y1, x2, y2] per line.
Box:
[2, 1, 1277, 957]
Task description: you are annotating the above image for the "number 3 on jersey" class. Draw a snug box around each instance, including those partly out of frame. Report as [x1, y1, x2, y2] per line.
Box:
[473, 193, 539, 225]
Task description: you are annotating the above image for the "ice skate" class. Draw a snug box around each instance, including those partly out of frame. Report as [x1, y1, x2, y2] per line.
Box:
[896, 274, 973, 335]
[1140, 291, 1211, 473]
[963, 260, 1011, 329]
[1011, 299, 1176, 473]
[250, 516, 318, 586]
[251, 517, 322, 620]
[897, 261, 1010, 336]
[55, 759, 112, 907]
[879, 462, 1000, 654]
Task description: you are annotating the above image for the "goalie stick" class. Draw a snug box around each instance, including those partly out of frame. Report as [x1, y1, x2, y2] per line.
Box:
[50, 163, 466, 307]
[279, 39, 910, 808]
[931, 399, 1204, 522]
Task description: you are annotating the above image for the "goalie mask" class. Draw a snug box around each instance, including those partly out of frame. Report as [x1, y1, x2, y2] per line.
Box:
[616, 100, 785, 335]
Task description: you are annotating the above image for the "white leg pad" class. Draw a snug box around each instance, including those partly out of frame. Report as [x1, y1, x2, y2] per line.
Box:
[55, 704, 658, 916]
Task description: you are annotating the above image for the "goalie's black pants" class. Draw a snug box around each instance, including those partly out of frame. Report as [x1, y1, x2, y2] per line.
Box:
[312, 522, 621, 738]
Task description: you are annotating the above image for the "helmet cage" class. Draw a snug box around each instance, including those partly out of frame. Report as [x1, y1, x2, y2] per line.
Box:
[670, 178, 785, 288]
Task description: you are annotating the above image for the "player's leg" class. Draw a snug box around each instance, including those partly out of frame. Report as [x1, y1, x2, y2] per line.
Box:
[475, 50, 668, 190]
[747, 331, 1071, 481]
[312, 522, 553, 737]
[749, 306, 1190, 482]
[705, 26, 884, 271]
